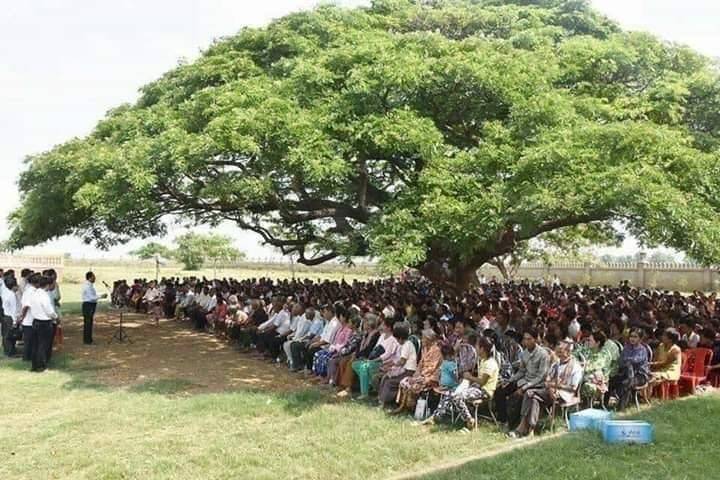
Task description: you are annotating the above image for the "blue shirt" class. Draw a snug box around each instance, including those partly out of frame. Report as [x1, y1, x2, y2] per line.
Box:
[440, 359, 459, 390]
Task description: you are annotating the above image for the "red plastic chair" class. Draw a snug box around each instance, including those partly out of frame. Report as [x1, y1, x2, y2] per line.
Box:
[679, 348, 714, 396]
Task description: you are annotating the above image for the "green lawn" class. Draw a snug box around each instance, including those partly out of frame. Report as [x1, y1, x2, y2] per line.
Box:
[2, 351, 717, 480]
[0, 354, 505, 480]
[419, 394, 720, 480]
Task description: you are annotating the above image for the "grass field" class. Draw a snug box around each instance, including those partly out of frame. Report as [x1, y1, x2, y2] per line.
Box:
[419, 395, 720, 480]
[0, 353, 506, 480]
[2, 349, 718, 480]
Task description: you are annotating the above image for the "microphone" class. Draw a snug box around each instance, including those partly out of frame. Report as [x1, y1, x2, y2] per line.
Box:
[102, 281, 111, 289]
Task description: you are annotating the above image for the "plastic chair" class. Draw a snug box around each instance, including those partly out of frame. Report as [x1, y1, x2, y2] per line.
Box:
[679, 348, 714, 395]
[472, 395, 498, 429]
[545, 383, 582, 432]
[656, 380, 680, 400]
[633, 343, 654, 410]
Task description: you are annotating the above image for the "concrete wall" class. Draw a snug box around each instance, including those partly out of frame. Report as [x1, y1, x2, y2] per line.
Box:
[478, 261, 718, 292]
[0, 254, 65, 279]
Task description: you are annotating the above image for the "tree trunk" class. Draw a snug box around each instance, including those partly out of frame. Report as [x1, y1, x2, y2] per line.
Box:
[489, 259, 511, 282]
[419, 258, 484, 292]
[453, 263, 481, 291]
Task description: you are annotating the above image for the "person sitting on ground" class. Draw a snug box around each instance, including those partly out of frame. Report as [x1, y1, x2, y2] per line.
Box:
[378, 323, 416, 408]
[494, 328, 551, 431]
[393, 329, 442, 414]
[650, 328, 682, 385]
[353, 317, 400, 400]
[509, 340, 583, 438]
[423, 336, 499, 429]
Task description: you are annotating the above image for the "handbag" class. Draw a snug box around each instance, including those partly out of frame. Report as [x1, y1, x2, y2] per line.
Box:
[414, 396, 429, 421]
[54, 324, 64, 347]
[368, 345, 385, 361]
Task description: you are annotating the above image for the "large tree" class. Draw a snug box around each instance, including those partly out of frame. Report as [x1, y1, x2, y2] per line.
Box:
[9, 0, 720, 289]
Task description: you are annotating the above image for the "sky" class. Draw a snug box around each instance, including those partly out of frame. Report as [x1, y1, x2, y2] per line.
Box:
[1, 0, 718, 260]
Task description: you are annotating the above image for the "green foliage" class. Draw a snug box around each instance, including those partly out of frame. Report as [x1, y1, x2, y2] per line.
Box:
[130, 242, 174, 260]
[173, 232, 244, 271]
[9, 0, 720, 284]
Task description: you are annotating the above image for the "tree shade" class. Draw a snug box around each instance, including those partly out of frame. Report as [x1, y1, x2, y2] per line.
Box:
[10, 0, 720, 289]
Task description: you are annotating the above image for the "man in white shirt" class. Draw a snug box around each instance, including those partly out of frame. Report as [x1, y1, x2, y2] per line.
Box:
[256, 297, 290, 357]
[30, 276, 59, 372]
[1, 276, 19, 357]
[81, 271, 106, 345]
[20, 273, 40, 361]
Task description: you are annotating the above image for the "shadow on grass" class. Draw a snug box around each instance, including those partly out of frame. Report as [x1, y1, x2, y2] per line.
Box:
[1, 350, 338, 417]
[128, 378, 200, 395]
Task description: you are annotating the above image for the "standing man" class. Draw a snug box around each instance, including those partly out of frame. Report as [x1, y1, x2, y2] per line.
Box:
[30, 276, 58, 372]
[20, 273, 41, 362]
[1, 277, 19, 357]
[81, 272, 106, 345]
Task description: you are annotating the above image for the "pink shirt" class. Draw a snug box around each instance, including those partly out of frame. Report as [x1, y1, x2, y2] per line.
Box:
[329, 325, 353, 353]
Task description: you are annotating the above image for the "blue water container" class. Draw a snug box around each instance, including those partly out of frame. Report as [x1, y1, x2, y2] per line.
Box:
[569, 409, 613, 432]
[602, 420, 655, 444]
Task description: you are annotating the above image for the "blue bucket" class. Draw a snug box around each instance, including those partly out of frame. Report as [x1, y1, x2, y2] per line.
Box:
[602, 420, 655, 444]
[569, 408, 613, 432]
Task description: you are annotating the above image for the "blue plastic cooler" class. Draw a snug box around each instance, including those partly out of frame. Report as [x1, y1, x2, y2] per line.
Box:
[602, 420, 654, 444]
[569, 408, 613, 432]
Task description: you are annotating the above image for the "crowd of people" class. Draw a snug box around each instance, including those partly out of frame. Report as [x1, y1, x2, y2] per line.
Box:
[0, 268, 63, 372]
[107, 273, 720, 436]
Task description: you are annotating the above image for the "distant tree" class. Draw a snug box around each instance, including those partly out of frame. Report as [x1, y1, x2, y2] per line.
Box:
[130, 242, 174, 261]
[203, 234, 245, 276]
[174, 232, 244, 272]
[647, 251, 679, 263]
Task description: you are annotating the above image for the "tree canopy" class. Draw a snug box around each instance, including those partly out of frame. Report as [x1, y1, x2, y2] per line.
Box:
[10, 0, 720, 288]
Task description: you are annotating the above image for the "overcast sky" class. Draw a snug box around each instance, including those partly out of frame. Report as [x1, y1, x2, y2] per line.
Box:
[1, 0, 718, 260]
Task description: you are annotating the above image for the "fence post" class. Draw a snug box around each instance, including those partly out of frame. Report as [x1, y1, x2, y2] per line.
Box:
[637, 253, 647, 288]
[584, 262, 592, 285]
[704, 267, 713, 292]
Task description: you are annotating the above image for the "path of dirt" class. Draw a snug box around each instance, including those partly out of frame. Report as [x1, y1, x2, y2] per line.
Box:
[57, 311, 314, 394]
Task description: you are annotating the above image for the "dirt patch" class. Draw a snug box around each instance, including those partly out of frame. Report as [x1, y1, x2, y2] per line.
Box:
[55, 311, 314, 394]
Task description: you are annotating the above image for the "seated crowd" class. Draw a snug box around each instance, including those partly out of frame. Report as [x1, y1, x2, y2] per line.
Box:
[112, 274, 720, 436]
